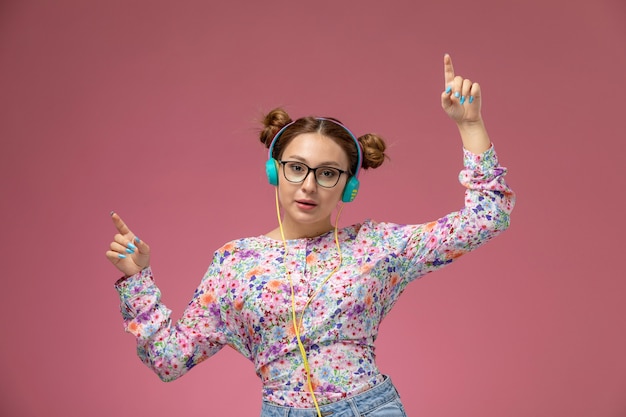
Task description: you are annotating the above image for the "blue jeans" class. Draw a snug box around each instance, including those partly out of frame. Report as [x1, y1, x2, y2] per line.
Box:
[260, 376, 407, 417]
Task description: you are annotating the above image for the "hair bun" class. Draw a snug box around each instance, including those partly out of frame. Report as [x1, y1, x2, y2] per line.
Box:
[259, 108, 292, 148]
[359, 133, 387, 169]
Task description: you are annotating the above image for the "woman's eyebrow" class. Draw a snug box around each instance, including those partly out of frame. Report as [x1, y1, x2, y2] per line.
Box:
[284, 155, 343, 168]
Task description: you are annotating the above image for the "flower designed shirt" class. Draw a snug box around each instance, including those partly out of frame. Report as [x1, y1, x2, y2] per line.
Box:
[115, 145, 515, 407]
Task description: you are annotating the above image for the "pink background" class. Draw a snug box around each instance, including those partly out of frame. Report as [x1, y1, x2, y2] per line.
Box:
[1, 1, 625, 416]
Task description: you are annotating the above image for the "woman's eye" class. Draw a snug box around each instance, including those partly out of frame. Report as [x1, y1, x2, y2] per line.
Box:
[320, 169, 338, 178]
[290, 163, 305, 172]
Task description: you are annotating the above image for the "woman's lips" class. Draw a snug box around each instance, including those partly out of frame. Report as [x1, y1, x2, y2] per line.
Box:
[295, 200, 317, 210]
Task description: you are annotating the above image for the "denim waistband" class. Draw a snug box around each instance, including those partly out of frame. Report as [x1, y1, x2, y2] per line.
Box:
[260, 375, 401, 417]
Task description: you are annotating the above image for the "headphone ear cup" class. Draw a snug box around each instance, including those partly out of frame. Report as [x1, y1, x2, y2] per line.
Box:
[266, 159, 279, 186]
[341, 176, 360, 203]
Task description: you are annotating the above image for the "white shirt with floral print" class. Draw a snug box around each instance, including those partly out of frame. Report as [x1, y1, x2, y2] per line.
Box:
[115, 145, 515, 407]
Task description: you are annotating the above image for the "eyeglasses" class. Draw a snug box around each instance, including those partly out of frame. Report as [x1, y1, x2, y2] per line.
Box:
[279, 160, 347, 188]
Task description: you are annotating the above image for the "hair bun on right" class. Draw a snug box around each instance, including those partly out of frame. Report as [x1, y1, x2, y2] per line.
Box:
[358, 133, 387, 169]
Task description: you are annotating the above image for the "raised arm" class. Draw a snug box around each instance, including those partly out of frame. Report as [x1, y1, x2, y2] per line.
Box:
[441, 53, 491, 155]
[105, 212, 151, 278]
[105, 212, 228, 381]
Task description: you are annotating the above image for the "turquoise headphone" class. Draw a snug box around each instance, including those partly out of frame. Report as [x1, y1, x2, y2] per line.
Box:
[265, 118, 363, 203]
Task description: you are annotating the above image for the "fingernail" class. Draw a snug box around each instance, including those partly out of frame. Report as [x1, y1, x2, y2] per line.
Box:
[454, 92, 460, 98]
[118, 254, 127, 259]
[125, 247, 135, 254]
[469, 96, 474, 104]
[134, 236, 141, 243]
[460, 96, 466, 105]
[445, 86, 452, 94]
[127, 242, 137, 250]
[110, 211, 115, 216]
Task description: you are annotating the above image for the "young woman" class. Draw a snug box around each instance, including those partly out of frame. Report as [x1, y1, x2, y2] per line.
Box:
[106, 54, 515, 417]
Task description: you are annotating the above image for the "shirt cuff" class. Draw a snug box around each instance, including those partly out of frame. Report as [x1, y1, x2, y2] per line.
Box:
[114, 267, 154, 299]
[463, 144, 498, 172]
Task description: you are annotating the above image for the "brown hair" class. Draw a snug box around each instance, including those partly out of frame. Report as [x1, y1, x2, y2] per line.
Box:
[259, 108, 387, 175]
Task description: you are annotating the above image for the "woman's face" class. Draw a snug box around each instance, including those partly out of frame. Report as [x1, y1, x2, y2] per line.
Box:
[277, 132, 350, 237]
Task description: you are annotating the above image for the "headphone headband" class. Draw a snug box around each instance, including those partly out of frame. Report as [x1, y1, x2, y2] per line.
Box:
[267, 118, 363, 178]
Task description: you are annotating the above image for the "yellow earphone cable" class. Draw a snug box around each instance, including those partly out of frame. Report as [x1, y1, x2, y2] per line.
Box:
[274, 189, 344, 417]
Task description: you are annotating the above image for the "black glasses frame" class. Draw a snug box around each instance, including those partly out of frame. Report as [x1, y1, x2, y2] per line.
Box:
[279, 160, 347, 188]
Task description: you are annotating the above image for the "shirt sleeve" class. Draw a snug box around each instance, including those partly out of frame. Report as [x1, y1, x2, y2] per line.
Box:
[114, 253, 229, 381]
[379, 144, 515, 285]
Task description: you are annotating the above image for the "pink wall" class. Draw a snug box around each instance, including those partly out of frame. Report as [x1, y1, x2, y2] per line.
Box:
[1, 0, 625, 416]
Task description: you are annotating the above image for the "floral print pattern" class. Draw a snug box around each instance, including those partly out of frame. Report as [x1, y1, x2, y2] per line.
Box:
[115, 145, 515, 407]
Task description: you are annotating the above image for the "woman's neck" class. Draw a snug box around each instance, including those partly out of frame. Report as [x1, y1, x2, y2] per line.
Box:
[269, 217, 334, 241]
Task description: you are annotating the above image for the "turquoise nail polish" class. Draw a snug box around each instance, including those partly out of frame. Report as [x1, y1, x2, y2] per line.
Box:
[445, 86, 452, 94]
[134, 236, 141, 243]
[469, 96, 475, 104]
[118, 254, 127, 259]
[125, 247, 135, 254]
[127, 242, 137, 250]
[460, 96, 466, 105]
[454, 92, 460, 98]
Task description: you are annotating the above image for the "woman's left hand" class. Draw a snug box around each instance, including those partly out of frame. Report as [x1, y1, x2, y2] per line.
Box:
[441, 54, 483, 125]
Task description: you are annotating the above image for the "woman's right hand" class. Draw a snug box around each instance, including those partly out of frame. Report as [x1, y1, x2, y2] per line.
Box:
[105, 212, 151, 277]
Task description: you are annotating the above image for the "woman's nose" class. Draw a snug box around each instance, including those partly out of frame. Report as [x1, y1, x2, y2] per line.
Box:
[300, 170, 318, 192]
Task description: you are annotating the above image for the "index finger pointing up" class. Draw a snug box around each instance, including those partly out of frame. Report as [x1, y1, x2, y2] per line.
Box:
[444, 53, 455, 86]
[110, 211, 132, 235]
